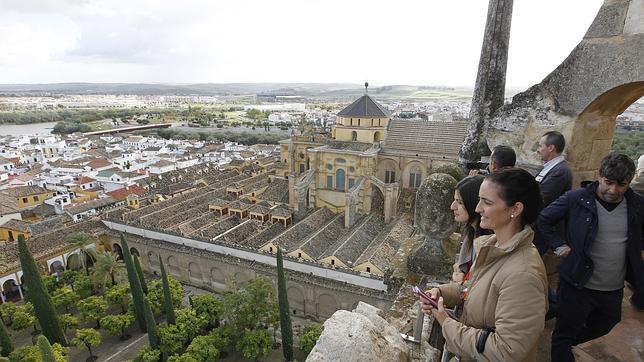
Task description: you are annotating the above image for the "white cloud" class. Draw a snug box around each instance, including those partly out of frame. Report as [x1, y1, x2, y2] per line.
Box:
[0, 0, 604, 87]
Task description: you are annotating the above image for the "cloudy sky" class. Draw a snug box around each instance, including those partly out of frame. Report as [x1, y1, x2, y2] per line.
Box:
[0, 0, 603, 88]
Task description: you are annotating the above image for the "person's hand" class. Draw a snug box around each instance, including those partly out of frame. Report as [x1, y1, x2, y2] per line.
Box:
[555, 245, 571, 258]
[451, 263, 464, 283]
[420, 293, 449, 325]
[468, 169, 481, 176]
[420, 288, 441, 316]
[452, 271, 464, 284]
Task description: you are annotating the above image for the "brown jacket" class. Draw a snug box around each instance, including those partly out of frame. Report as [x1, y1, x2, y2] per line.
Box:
[438, 226, 548, 361]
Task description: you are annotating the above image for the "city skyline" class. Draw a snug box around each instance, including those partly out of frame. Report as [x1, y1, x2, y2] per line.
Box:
[0, 0, 603, 88]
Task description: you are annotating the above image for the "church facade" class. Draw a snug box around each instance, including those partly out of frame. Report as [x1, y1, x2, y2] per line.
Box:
[280, 90, 468, 225]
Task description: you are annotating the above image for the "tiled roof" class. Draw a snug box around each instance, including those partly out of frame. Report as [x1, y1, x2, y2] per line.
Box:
[337, 95, 390, 118]
[86, 158, 113, 169]
[150, 160, 175, 168]
[257, 178, 289, 203]
[75, 176, 96, 184]
[324, 214, 386, 267]
[0, 219, 106, 275]
[106, 185, 147, 201]
[28, 215, 68, 236]
[382, 119, 468, 156]
[209, 198, 230, 208]
[1, 185, 50, 198]
[0, 219, 31, 232]
[298, 213, 348, 258]
[28, 203, 57, 218]
[0, 196, 19, 215]
[96, 168, 120, 177]
[270, 207, 292, 218]
[249, 204, 270, 215]
[65, 197, 116, 215]
[229, 199, 252, 211]
[326, 141, 375, 152]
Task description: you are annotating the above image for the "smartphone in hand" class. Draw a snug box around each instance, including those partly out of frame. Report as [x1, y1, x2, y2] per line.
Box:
[412, 286, 438, 308]
[412, 286, 459, 321]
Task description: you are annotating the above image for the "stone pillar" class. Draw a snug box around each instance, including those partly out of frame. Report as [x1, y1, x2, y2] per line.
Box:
[288, 172, 297, 208]
[383, 188, 392, 223]
[17, 284, 24, 300]
[459, 0, 514, 165]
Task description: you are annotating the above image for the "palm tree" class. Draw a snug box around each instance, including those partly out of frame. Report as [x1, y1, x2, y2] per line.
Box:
[93, 251, 124, 287]
[66, 232, 97, 276]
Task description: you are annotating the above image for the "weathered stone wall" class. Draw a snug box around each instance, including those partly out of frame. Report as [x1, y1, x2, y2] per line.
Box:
[486, 0, 644, 184]
[108, 232, 393, 321]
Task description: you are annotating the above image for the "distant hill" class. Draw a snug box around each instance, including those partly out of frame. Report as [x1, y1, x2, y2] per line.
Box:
[0, 82, 476, 101]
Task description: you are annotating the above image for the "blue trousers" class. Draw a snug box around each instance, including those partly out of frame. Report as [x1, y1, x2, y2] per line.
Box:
[551, 279, 623, 362]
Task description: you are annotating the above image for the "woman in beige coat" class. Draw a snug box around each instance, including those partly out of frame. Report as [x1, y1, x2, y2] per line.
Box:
[421, 168, 548, 361]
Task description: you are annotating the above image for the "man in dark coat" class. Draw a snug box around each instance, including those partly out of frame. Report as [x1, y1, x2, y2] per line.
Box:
[535, 131, 573, 208]
[534, 131, 574, 311]
[538, 153, 643, 362]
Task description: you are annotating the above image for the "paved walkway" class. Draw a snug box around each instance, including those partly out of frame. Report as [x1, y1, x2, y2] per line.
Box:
[537, 287, 644, 361]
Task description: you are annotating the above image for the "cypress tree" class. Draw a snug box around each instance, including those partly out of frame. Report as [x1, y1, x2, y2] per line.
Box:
[17, 235, 67, 346]
[37, 335, 56, 362]
[158, 256, 176, 324]
[120, 234, 146, 333]
[143, 297, 159, 348]
[0, 320, 13, 357]
[276, 248, 293, 361]
[133, 254, 148, 294]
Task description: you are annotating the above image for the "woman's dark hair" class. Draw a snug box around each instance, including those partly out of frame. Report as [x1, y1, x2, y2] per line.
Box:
[485, 167, 543, 226]
[455, 175, 485, 242]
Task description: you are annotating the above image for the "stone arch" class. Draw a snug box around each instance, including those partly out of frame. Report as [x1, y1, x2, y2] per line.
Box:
[49, 261, 64, 275]
[210, 267, 225, 284]
[567, 82, 644, 184]
[66, 253, 81, 271]
[403, 161, 426, 190]
[378, 158, 399, 184]
[483, 1, 644, 185]
[287, 285, 305, 316]
[370, 184, 385, 214]
[2, 279, 21, 302]
[316, 293, 338, 319]
[188, 262, 203, 283]
[335, 168, 346, 191]
[112, 243, 123, 260]
[167, 256, 180, 277]
[374, 131, 382, 142]
[147, 251, 159, 268]
[233, 271, 248, 284]
[130, 247, 140, 257]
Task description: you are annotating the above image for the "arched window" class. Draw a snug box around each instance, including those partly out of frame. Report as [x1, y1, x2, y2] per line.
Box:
[385, 169, 396, 184]
[336, 169, 346, 191]
[374, 131, 382, 142]
[409, 166, 422, 188]
[351, 131, 357, 141]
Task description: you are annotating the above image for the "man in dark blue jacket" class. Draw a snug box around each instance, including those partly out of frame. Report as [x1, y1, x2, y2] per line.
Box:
[538, 153, 643, 362]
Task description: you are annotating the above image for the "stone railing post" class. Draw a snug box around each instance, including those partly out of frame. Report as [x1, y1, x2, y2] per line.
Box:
[428, 318, 445, 352]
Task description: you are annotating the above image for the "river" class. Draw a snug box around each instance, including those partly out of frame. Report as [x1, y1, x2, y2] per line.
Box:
[0, 122, 57, 136]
